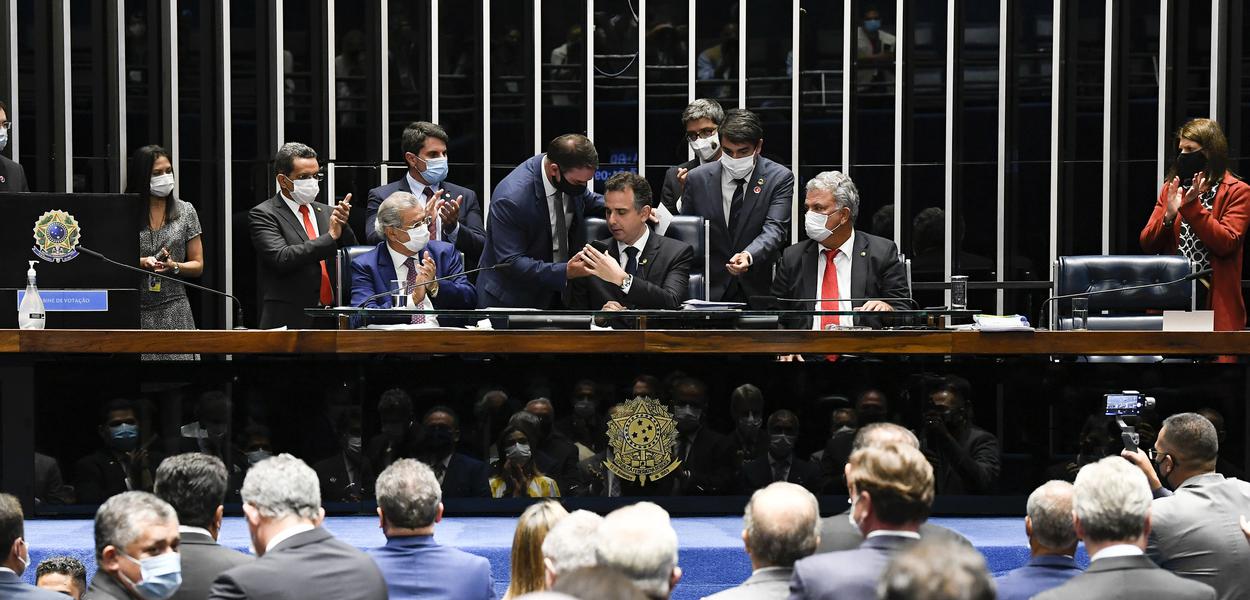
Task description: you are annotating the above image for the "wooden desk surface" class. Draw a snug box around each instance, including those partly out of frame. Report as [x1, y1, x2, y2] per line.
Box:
[0, 329, 1245, 355]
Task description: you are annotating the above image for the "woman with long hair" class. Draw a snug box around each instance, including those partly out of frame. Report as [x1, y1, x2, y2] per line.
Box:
[502, 499, 568, 599]
[490, 423, 561, 498]
[1141, 118, 1249, 336]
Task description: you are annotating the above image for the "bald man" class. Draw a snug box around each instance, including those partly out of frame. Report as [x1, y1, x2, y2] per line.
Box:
[707, 482, 820, 599]
[995, 481, 1082, 600]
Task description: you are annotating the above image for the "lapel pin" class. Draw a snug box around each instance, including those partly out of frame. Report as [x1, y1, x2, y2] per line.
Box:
[640, 258, 649, 266]
[860, 251, 867, 257]
[753, 186, 762, 194]
[756, 177, 765, 185]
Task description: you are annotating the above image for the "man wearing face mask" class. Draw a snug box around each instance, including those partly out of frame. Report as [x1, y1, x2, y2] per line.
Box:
[772, 171, 911, 330]
[312, 408, 375, 503]
[919, 375, 1001, 495]
[658, 98, 724, 214]
[88, 491, 183, 600]
[727, 384, 768, 467]
[0, 494, 64, 599]
[477, 134, 605, 309]
[738, 410, 820, 494]
[250, 142, 356, 329]
[350, 191, 475, 326]
[1119, 413, 1250, 600]
[417, 406, 491, 498]
[76, 399, 163, 504]
[365, 121, 485, 268]
[855, 6, 896, 92]
[0, 101, 30, 192]
[681, 109, 793, 302]
[555, 380, 606, 457]
[519, 401, 582, 495]
[364, 389, 417, 473]
[667, 377, 733, 496]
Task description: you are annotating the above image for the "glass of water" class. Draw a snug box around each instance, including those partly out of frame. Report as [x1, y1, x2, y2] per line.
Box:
[390, 279, 409, 309]
[1071, 297, 1089, 330]
[950, 276, 969, 310]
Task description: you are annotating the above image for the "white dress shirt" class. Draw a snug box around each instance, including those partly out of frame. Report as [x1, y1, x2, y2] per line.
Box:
[1089, 544, 1144, 562]
[178, 525, 215, 538]
[264, 523, 316, 554]
[720, 164, 749, 227]
[616, 226, 650, 269]
[386, 244, 438, 326]
[812, 230, 856, 330]
[404, 172, 459, 242]
[865, 529, 922, 540]
[282, 194, 320, 238]
[541, 156, 575, 259]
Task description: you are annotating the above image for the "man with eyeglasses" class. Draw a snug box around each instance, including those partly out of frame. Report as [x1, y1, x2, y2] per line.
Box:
[657, 98, 724, 214]
[249, 142, 357, 329]
[350, 191, 476, 327]
[0, 102, 28, 191]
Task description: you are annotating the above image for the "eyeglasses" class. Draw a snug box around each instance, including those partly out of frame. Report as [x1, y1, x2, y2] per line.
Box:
[287, 171, 325, 182]
[685, 127, 718, 142]
[0, 123, 11, 131]
[1148, 449, 1167, 461]
[394, 216, 434, 231]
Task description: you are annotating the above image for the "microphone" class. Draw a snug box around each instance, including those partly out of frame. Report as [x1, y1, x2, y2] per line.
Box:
[1041, 268, 1212, 329]
[749, 295, 920, 310]
[356, 263, 499, 308]
[76, 245, 247, 329]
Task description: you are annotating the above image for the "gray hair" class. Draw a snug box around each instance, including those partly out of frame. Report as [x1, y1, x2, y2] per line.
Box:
[240, 453, 321, 521]
[1161, 412, 1219, 465]
[852, 422, 919, 451]
[878, 539, 995, 600]
[94, 491, 178, 560]
[1026, 480, 1077, 550]
[1073, 456, 1152, 544]
[376, 459, 442, 529]
[743, 482, 820, 568]
[681, 98, 724, 126]
[806, 170, 861, 223]
[273, 142, 317, 177]
[542, 510, 605, 575]
[375, 191, 422, 236]
[595, 502, 678, 598]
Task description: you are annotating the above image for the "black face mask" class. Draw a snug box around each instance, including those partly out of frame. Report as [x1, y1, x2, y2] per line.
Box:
[768, 434, 796, 460]
[857, 406, 887, 426]
[551, 170, 586, 197]
[1176, 151, 1208, 186]
[420, 425, 456, 456]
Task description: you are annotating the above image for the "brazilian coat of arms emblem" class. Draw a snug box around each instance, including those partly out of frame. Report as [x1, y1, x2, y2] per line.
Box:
[32, 210, 80, 263]
[605, 396, 682, 485]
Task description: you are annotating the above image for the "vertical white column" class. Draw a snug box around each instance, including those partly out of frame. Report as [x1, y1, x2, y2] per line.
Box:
[482, 0, 492, 220]
[1210, 0, 1225, 122]
[587, 0, 594, 141]
[115, 2, 127, 189]
[1102, 0, 1115, 255]
[1157, 0, 1169, 189]
[893, 0, 904, 244]
[638, 0, 646, 175]
[943, 0, 955, 295]
[996, 0, 1007, 314]
[7, 0, 16, 159]
[533, 0, 542, 153]
[687, 0, 695, 161]
[273, 0, 285, 146]
[1049, 0, 1061, 269]
[327, 0, 337, 160]
[223, 0, 234, 327]
[790, 0, 800, 243]
[738, 0, 746, 108]
[167, 0, 180, 190]
[59, 0, 72, 191]
[379, 0, 389, 183]
[841, 0, 851, 173]
[431, 0, 440, 122]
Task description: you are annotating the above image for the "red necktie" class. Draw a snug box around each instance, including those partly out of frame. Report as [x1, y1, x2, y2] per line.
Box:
[298, 205, 334, 306]
[820, 249, 842, 330]
[422, 187, 438, 241]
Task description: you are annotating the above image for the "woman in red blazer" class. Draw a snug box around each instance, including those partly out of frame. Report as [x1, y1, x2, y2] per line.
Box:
[1141, 118, 1249, 334]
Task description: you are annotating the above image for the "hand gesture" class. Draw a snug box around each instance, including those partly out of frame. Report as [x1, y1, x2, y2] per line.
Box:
[153, 247, 175, 273]
[410, 251, 436, 304]
[567, 254, 593, 279]
[857, 300, 895, 312]
[677, 167, 689, 192]
[329, 194, 352, 240]
[579, 244, 628, 286]
[601, 301, 625, 311]
[140, 256, 161, 271]
[1165, 176, 1182, 221]
[437, 192, 463, 233]
[726, 252, 751, 276]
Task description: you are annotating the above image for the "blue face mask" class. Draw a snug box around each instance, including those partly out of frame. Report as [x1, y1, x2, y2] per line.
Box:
[0, 129, 9, 152]
[121, 551, 182, 600]
[418, 156, 449, 186]
[109, 423, 140, 451]
[863, 19, 882, 33]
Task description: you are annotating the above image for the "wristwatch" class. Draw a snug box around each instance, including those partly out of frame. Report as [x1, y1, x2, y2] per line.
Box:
[620, 274, 633, 293]
[429, 282, 440, 298]
[171, 262, 181, 275]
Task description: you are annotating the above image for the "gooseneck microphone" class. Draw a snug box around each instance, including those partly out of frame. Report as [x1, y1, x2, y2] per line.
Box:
[1040, 268, 1213, 330]
[76, 245, 248, 329]
[355, 263, 499, 308]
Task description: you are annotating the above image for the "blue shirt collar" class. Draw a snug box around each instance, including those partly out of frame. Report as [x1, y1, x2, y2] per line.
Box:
[385, 534, 437, 548]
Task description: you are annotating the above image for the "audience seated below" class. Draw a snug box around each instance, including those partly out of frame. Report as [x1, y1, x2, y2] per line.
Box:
[994, 480, 1082, 600]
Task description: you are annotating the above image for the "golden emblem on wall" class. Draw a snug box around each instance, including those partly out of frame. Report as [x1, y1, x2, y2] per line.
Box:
[605, 396, 682, 486]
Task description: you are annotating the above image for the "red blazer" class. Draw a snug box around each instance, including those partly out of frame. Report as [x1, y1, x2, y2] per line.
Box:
[1140, 172, 1250, 331]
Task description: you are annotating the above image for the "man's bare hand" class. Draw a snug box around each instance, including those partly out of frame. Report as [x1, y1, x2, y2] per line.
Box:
[579, 244, 628, 286]
[567, 254, 593, 279]
[602, 301, 626, 311]
[857, 300, 895, 312]
[1121, 448, 1163, 492]
[330, 193, 352, 240]
[726, 252, 751, 276]
[677, 167, 689, 191]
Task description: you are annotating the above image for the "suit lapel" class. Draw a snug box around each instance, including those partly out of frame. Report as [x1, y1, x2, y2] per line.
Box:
[706, 163, 729, 233]
[800, 240, 819, 301]
[637, 233, 661, 280]
[271, 195, 310, 243]
[850, 233, 870, 303]
[377, 246, 399, 290]
[734, 161, 765, 246]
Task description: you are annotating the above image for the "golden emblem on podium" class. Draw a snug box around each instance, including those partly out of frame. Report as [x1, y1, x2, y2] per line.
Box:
[32, 210, 81, 263]
[605, 396, 682, 486]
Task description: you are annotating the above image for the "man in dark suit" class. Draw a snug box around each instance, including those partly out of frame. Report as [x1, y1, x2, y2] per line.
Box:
[920, 375, 1001, 495]
[477, 134, 605, 308]
[154, 453, 252, 600]
[0, 102, 29, 192]
[706, 482, 819, 600]
[34, 557, 88, 600]
[771, 170, 910, 330]
[368, 459, 494, 599]
[1034, 457, 1216, 600]
[364, 121, 485, 267]
[995, 480, 1083, 600]
[739, 410, 820, 494]
[668, 377, 734, 496]
[88, 492, 182, 600]
[75, 399, 162, 505]
[416, 406, 491, 497]
[789, 443, 933, 600]
[209, 454, 387, 600]
[567, 171, 692, 311]
[0, 494, 65, 600]
[815, 423, 972, 554]
[680, 109, 793, 302]
[312, 409, 374, 503]
[249, 142, 356, 329]
[657, 98, 724, 214]
[350, 191, 476, 324]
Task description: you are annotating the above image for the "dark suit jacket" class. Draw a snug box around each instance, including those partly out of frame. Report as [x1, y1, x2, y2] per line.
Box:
[349, 240, 476, 310]
[0, 155, 30, 192]
[476, 154, 605, 308]
[439, 453, 493, 498]
[675, 426, 735, 496]
[1033, 555, 1216, 600]
[681, 156, 793, 301]
[313, 453, 375, 502]
[173, 531, 254, 600]
[789, 533, 916, 600]
[87, 571, 136, 600]
[73, 448, 162, 505]
[994, 555, 1082, 600]
[565, 233, 693, 310]
[771, 233, 911, 329]
[35, 452, 74, 504]
[815, 512, 972, 554]
[658, 158, 700, 214]
[249, 194, 358, 329]
[367, 535, 494, 600]
[364, 177, 485, 265]
[0, 571, 65, 600]
[919, 425, 1002, 495]
[738, 455, 821, 494]
[208, 527, 387, 600]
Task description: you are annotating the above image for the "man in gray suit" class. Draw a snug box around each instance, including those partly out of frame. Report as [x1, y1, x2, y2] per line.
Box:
[707, 482, 819, 600]
[155, 454, 252, 600]
[1034, 457, 1215, 600]
[1120, 412, 1250, 600]
[680, 108, 793, 302]
[814, 423, 971, 554]
[0, 494, 65, 600]
[208, 454, 386, 600]
[788, 442, 934, 600]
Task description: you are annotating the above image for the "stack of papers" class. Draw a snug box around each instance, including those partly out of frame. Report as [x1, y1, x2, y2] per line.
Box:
[682, 299, 746, 311]
[972, 314, 1034, 332]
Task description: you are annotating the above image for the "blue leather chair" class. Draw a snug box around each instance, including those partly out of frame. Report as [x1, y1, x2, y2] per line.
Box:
[337, 245, 377, 306]
[582, 216, 709, 301]
[1052, 255, 1196, 331]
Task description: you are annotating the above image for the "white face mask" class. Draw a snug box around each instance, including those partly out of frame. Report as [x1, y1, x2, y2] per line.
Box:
[690, 135, 720, 162]
[720, 151, 756, 180]
[149, 174, 175, 198]
[283, 177, 320, 205]
[804, 209, 845, 242]
[401, 224, 430, 254]
[848, 491, 862, 532]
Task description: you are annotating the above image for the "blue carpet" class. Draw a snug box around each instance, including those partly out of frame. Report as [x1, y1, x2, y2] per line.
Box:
[19, 516, 1089, 599]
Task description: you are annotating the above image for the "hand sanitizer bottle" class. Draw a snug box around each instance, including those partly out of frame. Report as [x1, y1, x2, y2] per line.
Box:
[18, 260, 45, 330]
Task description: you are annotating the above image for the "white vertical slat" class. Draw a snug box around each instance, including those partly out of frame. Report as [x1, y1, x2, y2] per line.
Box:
[327, 0, 336, 160]
[638, 0, 646, 175]
[379, 0, 389, 183]
[1049, 0, 1061, 269]
[8, 0, 16, 159]
[533, 0, 542, 153]
[687, 0, 695, 161]
[1102, 0, 1114, 255]
[841, 0, 851, 173]
[587, 0, 594, 142]
[738, 0, 746, 108]
[944, 0, 955, 298]
[60, 0, 72, 191]
[790, 0, 800, 243]
[893, 0, 905, 245]
[222, 0, 234, 327]
[1210, 0, 1225, 122]
[431, 0, 440, 122]
[1157, 0, 1168, 189]
[482, 0, 491, 220]
[274, 0, 285, 146]
[996, 0, 1007, 314]
[115, 2, 126, 190]
[168, 0, 179, 191]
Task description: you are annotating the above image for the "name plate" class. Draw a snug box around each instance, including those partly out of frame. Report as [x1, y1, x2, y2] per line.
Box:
[17, 289, 110, 312]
